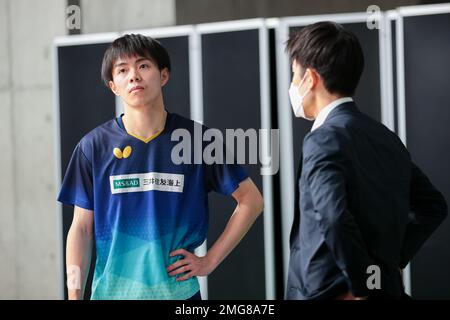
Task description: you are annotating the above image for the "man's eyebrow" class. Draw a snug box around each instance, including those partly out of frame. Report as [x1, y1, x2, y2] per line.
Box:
[135, 57, 151, 63]
[114, 57, 151, 68]
[114, 61, 128, 68]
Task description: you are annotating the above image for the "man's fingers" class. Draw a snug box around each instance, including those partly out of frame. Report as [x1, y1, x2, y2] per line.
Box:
[168, 264, 191, 277]
[176, 271, 195, 282]
[166, 259, 189, 273]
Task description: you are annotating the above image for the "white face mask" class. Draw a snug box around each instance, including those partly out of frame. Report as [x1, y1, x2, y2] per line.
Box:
[289, 73, 313, 120]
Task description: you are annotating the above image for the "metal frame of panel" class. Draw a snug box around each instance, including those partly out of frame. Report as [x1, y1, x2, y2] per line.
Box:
[383, 8, 415, 295]
[195, 18, 276, 300]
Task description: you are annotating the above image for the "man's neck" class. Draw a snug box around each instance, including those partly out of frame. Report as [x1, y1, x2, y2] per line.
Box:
[122, 99, 167, 140]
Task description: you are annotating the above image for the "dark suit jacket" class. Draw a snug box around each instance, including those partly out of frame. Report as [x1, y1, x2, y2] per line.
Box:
[286, 102, 448, 300]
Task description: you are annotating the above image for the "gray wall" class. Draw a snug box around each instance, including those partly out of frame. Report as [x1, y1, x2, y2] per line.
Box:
[80, 0, 175, 33]
[0, 0, 66, 299]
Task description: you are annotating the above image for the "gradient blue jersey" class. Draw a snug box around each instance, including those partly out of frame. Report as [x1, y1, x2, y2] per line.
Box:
[58, 111, 248, 300]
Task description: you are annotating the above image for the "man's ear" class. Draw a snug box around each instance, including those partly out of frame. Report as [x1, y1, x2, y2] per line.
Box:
[160, 68, 170, 87]
[306, 68, 319, 90]
[109, 80, 120, 96]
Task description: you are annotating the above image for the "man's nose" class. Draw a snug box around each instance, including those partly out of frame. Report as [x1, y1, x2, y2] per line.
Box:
[129, 68, 141, 82]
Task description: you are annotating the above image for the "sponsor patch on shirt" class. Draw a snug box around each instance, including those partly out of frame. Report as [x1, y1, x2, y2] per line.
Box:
[110, 172, 184, 194]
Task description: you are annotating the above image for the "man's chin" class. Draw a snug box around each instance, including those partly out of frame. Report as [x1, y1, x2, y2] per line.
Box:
[125, 99, 156, 109]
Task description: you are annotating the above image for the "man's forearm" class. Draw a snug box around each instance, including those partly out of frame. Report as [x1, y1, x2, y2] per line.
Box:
[206, 197, 263, 270]
[66, 225, 93, 300]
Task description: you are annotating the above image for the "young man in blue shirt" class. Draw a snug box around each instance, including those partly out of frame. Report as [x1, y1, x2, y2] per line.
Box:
[59, 34, 264, 300]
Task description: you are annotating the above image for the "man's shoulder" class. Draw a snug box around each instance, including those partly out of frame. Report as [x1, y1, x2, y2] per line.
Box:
[81, 118, 116, 140]
[304, 109, 407, 159]
[77, 118, 118, 154]
[304, 124, 348, 146]
[326, 107, 403, 147]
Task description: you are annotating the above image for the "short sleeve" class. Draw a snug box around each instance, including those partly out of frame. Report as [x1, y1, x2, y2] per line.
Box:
[205, 162, 249, 196]
[57, 143, 94, 210]
[196, 121, 249, 195]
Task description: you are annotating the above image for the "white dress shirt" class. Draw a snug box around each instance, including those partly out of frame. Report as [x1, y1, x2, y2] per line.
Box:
[311, 97, 353, 132]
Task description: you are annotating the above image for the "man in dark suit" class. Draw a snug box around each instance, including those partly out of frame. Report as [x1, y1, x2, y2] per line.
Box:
[285, 21, 448, 300]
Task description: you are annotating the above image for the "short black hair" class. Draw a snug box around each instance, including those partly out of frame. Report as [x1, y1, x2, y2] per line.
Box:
[286, 21, 364, 96]
[101, 34, 171, 86]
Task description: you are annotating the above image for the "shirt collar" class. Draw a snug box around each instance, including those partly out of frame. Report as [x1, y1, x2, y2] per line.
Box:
[311, 97, 353, 131]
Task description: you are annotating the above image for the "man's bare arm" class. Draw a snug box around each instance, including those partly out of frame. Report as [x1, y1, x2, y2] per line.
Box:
[66, 205, 94, 300]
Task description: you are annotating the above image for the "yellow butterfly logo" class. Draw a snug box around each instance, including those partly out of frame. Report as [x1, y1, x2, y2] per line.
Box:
[113, 146, 132, 159]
